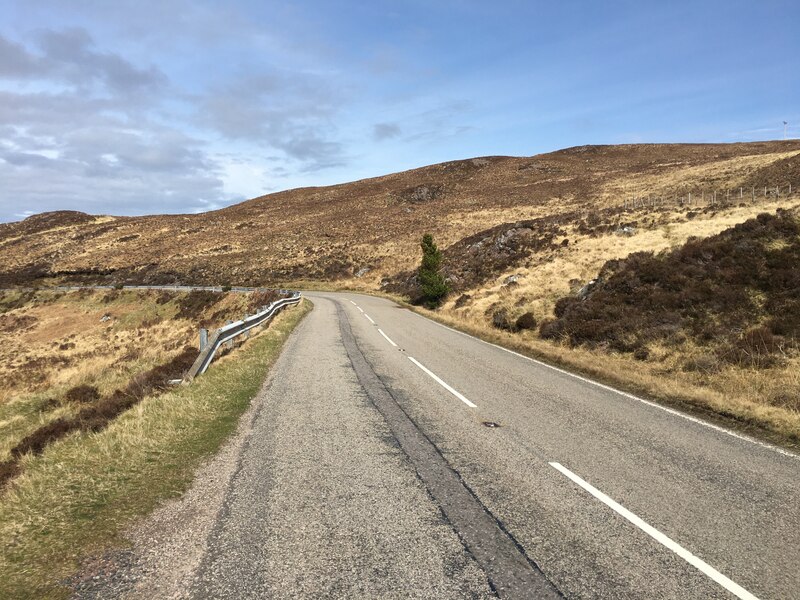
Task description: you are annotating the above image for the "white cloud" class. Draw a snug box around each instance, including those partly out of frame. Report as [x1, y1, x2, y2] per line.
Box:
[195, 72, 348, 169]
[0, 29, 229, 221]
[218, 157, 276, 201]
[373, 122, 401, 141]
[0, 22, 360, 221]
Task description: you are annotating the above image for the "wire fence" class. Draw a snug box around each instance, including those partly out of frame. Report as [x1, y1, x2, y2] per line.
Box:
[622, 183, 795, 210]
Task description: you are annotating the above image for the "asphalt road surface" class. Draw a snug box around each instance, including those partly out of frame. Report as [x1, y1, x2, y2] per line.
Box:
[192, 292, 798, 599]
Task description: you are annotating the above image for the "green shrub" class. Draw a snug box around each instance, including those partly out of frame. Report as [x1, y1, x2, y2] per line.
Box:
[418, 234, 449, 308]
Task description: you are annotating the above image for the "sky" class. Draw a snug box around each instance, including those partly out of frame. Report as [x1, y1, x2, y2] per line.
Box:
[0, 0, 798, 222]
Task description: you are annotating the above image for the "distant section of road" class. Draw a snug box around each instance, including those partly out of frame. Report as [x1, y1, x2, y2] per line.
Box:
[93, 291, 798, 599]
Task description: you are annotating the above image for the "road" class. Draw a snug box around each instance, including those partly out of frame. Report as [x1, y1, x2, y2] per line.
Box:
[131, 292, 800, 599]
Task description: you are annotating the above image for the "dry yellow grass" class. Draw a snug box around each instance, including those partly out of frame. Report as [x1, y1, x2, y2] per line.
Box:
[0, 300, 311, 599]
[597, 150, 800, 207]
[449, 195, 800, 326]
[0, 289, 259, 461]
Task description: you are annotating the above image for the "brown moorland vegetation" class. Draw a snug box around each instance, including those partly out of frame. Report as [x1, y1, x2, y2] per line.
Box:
[0, 288, 270, 488]
[540, 210, 800, 368]
[537, 209, 800, 411]
[1, 142, 799, 290]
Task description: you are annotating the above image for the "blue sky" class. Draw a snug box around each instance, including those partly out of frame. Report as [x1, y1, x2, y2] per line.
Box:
[0, 0, 798, 222]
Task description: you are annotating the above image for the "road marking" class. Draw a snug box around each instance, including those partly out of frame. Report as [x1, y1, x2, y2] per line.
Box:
[407, 356, 477, 408]
[357, 306, 364, 313]
[378, 329, 398, 347]
[338, 308, 560, 598]
[549, 462, 759, 600]
[349, 300, 357, 306]
[365, 313, 376, 324]
[413, 314, 797, 460]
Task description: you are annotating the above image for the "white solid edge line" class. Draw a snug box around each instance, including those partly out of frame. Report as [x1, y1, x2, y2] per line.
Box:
[378, 328, 398, 347]
[407, 356, 477, 408]
[549, 462, 759, 600]
[365, 313, 376, 324]
[415, 314, 797, 460]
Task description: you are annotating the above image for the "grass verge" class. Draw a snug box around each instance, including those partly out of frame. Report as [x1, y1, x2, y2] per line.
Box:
[0, 299, 311, 599]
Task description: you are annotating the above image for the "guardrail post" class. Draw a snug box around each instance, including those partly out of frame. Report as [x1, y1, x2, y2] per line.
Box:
[199, 328, 208, 351]
[184, 294, 301, 382]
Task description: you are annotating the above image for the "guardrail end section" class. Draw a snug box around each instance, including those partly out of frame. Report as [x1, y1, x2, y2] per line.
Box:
[182, 293, 301, 382]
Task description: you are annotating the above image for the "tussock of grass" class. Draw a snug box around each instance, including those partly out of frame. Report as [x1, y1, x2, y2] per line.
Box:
[0, 300, 310, 600]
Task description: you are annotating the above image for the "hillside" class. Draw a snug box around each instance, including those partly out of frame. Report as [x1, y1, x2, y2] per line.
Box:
[541, 210, 800, 362]
[538, 210, 800, 414]
[2, 141, 800, 291]
[0, 289, 274, 481]
[2, 142, 800, 597]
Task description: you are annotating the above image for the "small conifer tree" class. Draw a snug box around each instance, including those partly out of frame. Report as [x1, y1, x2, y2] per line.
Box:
[418, 233, 449, 307]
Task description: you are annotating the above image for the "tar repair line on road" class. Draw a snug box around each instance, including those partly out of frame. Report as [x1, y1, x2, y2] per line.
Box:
[549, 462, 759, 600]
[336, 302, 561, 599]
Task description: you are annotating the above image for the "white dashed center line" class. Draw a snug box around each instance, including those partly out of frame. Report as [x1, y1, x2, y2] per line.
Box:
[378, 328, 398, 347]
[407, 356, 477, 408]
[416, 313, 796, 460]
[365, 314, 376, 324]
[549, 462, 759, 600]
